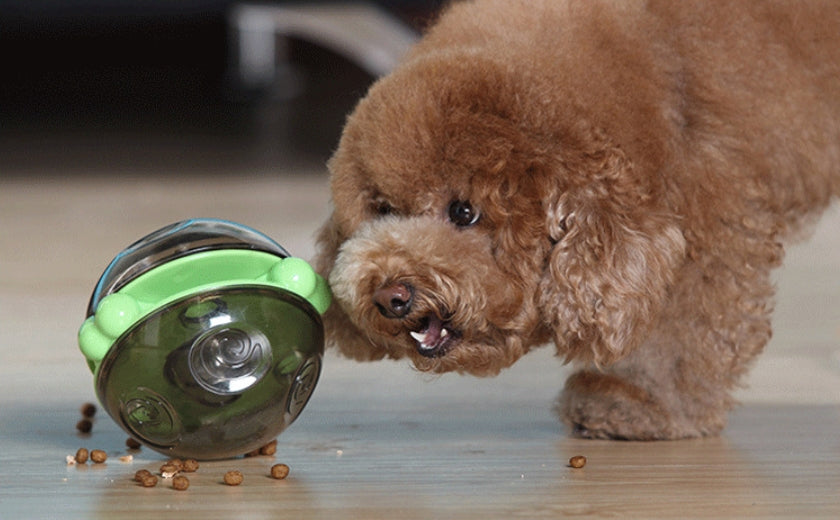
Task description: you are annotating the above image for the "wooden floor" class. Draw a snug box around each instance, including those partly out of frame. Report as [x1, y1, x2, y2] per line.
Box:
[1, 171, 838, 519]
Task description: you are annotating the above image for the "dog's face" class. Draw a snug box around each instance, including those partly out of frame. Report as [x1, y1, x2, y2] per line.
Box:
[316, 54, 686, 375]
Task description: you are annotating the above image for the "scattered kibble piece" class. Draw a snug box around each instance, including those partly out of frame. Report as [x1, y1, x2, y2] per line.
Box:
[270, 463, 290, 480]
[119, 455, 134, 463]
[569, 455, 587, 468]
[75, 448, 89, 464]
[171, 475, 190, 491]
[66, 455, 77, 465]
[259, 440, 278, 456]
[159, 464, 179, 478]
[140, 474, 158, 488]
[125, 438, 142, 450]
[80, 403, 97, 418]
[166, 459, 184, 471]
[76, 419, 93, 434]
[182, 459, 199, 473]
[223, 470, 244, 486]
[90, 449, 108, 463]
[134, 469, 152, 482]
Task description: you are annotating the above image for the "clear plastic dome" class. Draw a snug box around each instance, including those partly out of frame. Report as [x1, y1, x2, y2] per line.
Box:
[87, 219, 289, 316]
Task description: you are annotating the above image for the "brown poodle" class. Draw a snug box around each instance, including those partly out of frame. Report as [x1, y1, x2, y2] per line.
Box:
[315, 0, 840, 440]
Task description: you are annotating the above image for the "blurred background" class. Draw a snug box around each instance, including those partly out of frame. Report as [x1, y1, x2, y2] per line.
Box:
[0, 0, 445, 175]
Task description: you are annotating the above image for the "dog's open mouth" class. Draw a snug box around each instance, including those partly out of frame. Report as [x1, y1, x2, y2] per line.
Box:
[409, 315, 458, 358]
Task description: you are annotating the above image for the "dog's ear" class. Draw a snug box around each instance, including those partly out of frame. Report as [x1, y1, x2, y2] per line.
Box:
[539, 145, 686, 365]
[313, 212, 343, 283]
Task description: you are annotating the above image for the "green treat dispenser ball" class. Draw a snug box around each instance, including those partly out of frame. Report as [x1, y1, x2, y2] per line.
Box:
[78, 219, 331, 459]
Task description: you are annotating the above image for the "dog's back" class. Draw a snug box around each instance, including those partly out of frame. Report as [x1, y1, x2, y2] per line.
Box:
[417, 0, 840, 229]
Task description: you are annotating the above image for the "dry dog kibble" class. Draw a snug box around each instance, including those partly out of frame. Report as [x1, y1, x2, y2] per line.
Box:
[74, 448, 89, 464]
[159, 464, 179, 478]
[134, 469, 152, 482]
[125, 437, 142, 450]
[171, 475, 190, 491]
[182, 459, 199, 473]
[80, 402, 97, 418]
[140, 474, 158, 488]
[223, 470, 244, 486]
[569, 455, 587, 468]
[90, 449, 108, 463]
[270, 463, 290, 480]
[259, 439, 278, 456]
[76, 419, 93, 434]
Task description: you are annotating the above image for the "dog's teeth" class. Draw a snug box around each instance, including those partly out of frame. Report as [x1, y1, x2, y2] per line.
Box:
[410, 331, 429, 346]
[440, 328, 448, 338]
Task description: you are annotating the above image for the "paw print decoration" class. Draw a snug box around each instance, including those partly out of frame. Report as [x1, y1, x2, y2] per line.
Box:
[78, 219, 331, 460]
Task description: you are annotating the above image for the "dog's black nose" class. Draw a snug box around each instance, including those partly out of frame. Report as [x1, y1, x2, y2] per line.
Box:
[374, 282, 413, 319]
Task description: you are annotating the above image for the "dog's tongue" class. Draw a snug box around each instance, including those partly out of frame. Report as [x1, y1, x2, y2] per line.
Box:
[410, 316, 449, 356]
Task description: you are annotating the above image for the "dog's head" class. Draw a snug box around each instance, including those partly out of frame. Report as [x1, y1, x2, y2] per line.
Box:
[316, 52, 685, 375]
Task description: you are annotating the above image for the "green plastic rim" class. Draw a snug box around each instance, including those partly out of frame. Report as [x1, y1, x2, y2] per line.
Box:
[78, 249, 331, 373]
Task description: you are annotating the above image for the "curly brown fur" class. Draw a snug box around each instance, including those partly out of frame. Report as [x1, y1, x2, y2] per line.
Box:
[315, 0, 840, 440]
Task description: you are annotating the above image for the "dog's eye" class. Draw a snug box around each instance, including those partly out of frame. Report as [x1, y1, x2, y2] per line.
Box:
[447, 200, 480, 227]
[373, 198, 394, 217]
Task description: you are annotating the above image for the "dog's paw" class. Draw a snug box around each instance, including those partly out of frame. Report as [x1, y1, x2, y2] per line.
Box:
[557, 370, 682, 440]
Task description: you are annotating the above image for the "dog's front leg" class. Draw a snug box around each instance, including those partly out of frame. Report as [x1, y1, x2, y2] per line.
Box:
[556, 260, 776, 440]
[556, 349, 732, 441]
